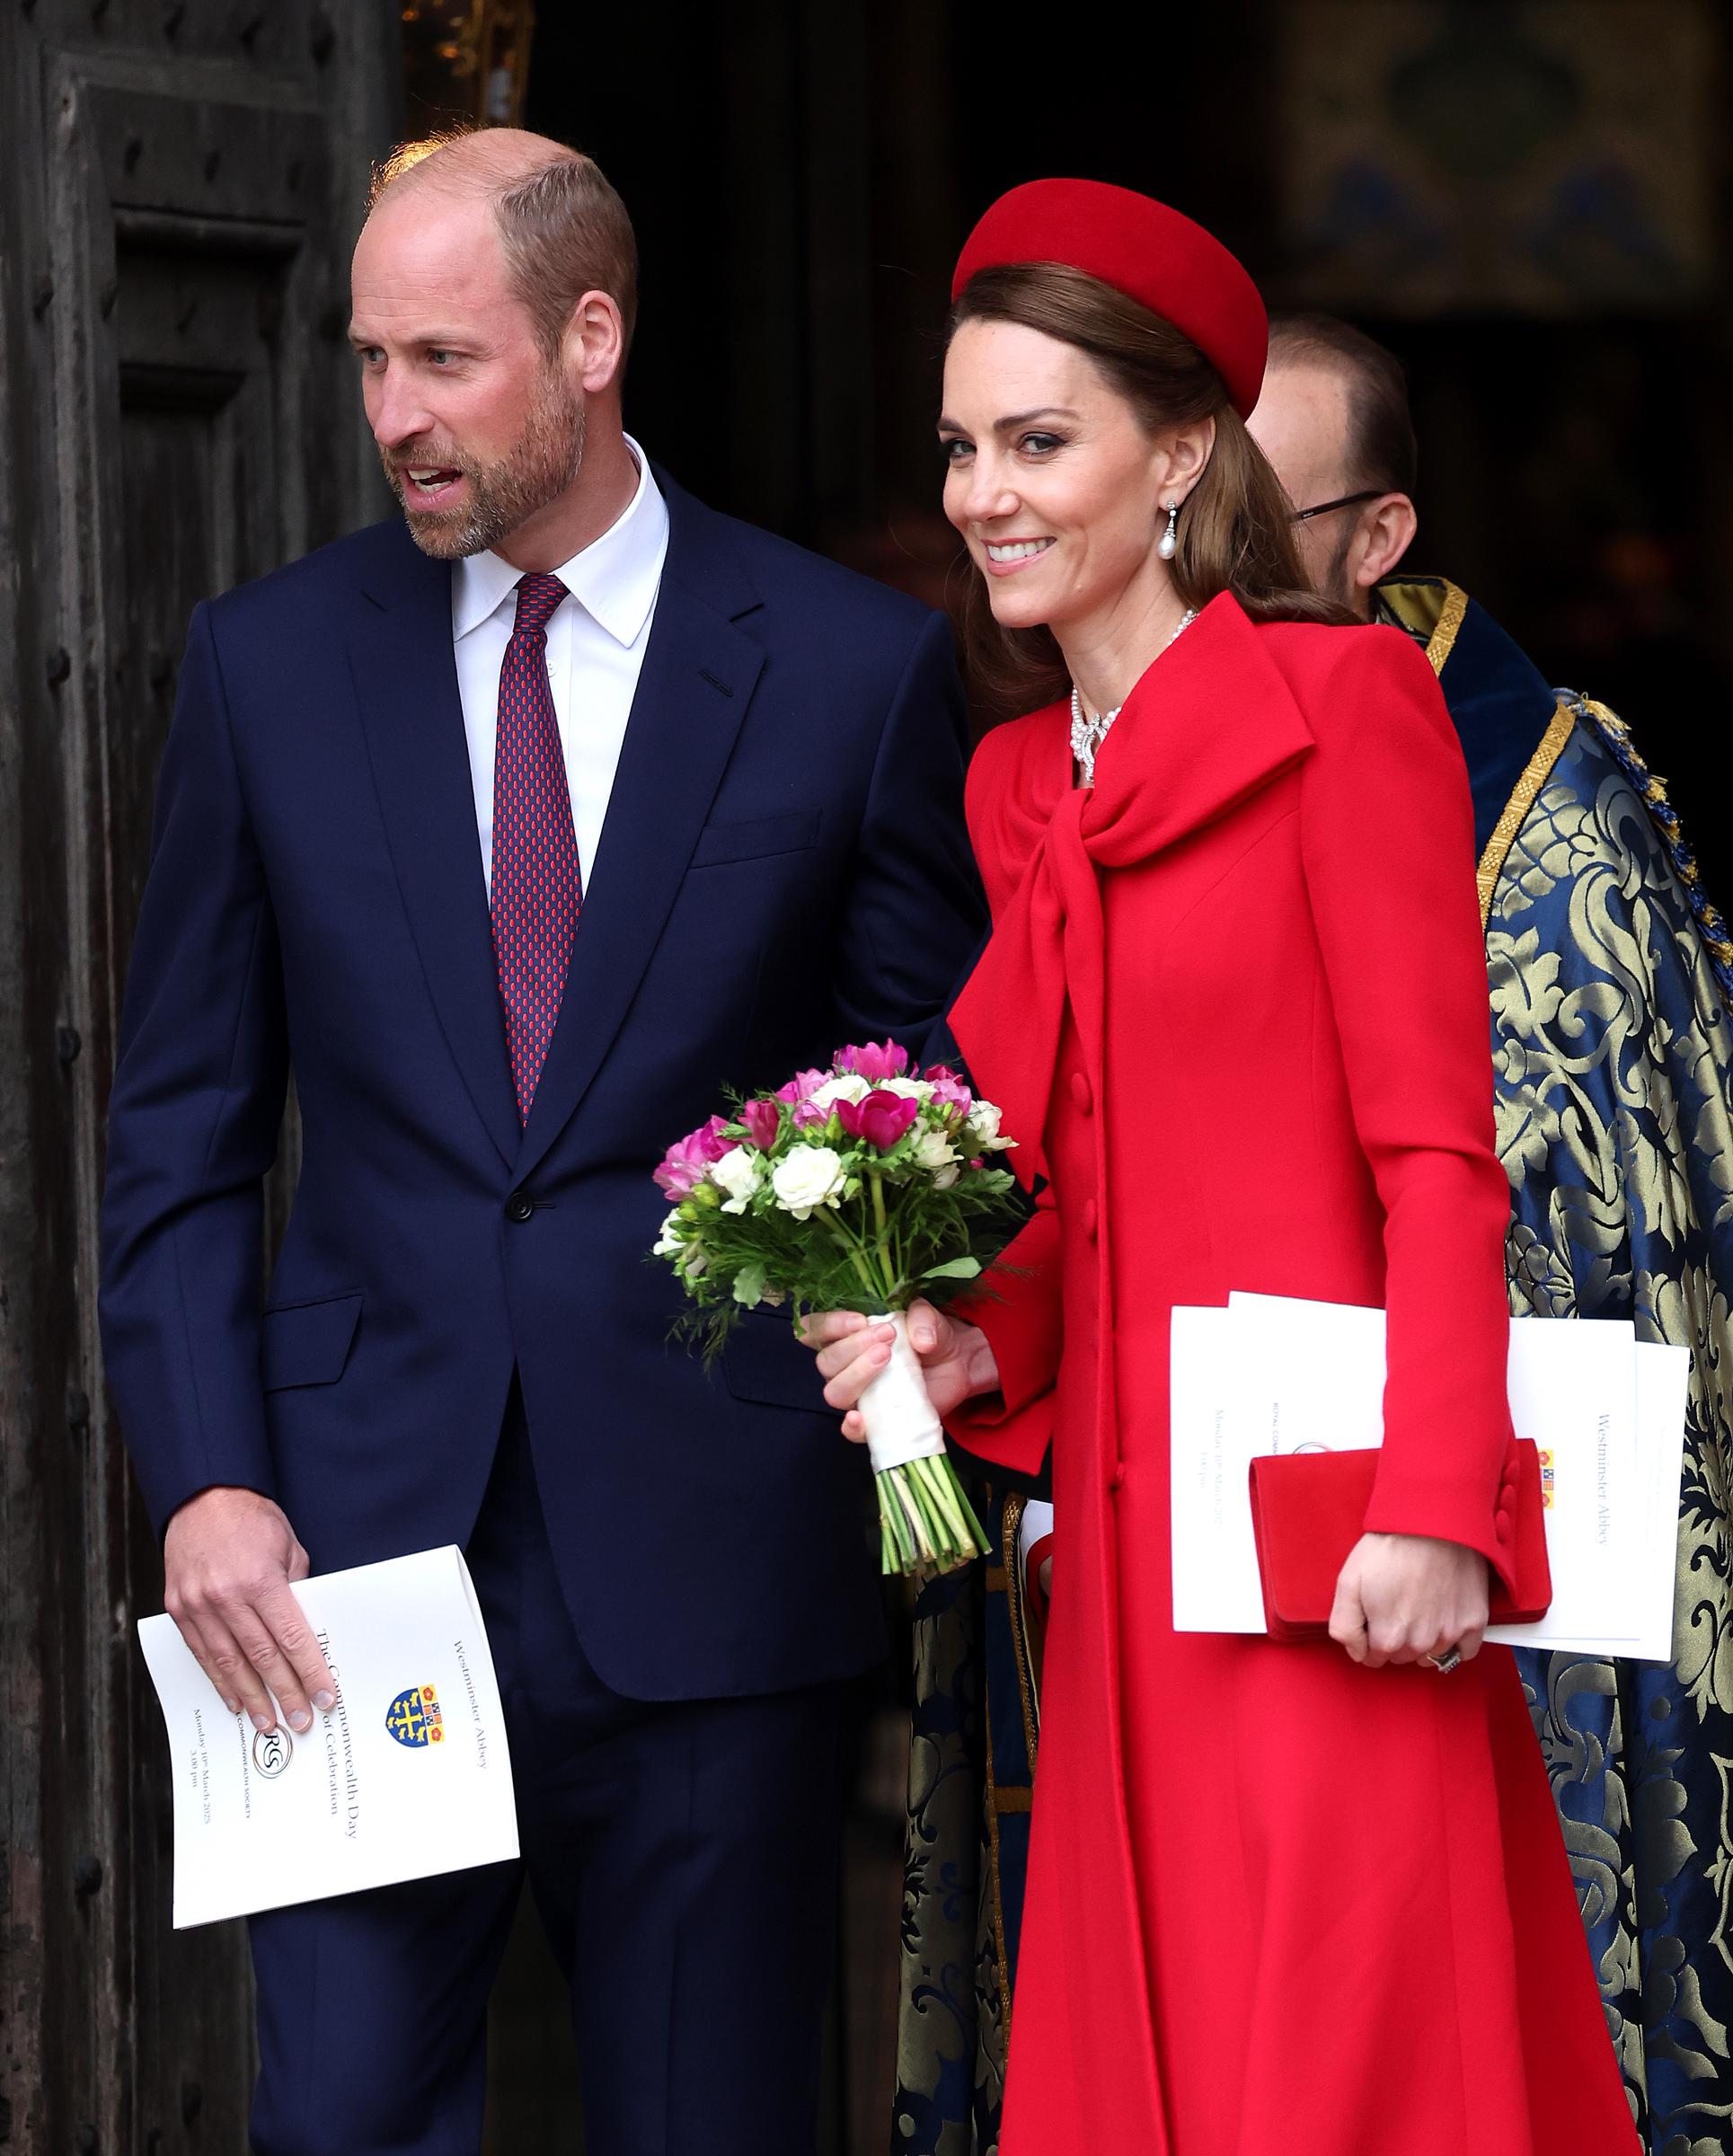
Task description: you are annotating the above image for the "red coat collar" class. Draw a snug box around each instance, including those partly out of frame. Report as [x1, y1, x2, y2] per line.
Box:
[974, 594, 1316, 907]
[956, 595, 1316, 1185]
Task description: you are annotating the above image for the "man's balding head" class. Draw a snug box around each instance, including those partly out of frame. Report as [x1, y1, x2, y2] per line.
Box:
[1251, 314, 1420, 615]
[349, 129, 641, 568]
[1263, 314, 1417, 502]
[366, 128, 638, 360]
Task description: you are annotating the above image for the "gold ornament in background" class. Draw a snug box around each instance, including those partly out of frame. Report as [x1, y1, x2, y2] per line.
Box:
[402, 0, 537, 132]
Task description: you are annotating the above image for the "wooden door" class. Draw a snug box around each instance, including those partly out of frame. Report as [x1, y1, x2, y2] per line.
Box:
[0, 5, 398, 2149]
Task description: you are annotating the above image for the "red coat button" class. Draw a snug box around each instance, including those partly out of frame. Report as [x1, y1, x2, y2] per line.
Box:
[1110, 1462, 1127, 1491]
[1070, 1072, 1093, 1115]
[1494, 1511, 1513, 1544]
[1082, 1198, 1099, 1243]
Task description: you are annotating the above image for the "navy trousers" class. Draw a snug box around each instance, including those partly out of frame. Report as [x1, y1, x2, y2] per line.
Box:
[248, 1400, 845, 2155]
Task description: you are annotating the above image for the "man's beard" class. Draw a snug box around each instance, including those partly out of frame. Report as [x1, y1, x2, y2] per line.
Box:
[384, 372, 587, 561]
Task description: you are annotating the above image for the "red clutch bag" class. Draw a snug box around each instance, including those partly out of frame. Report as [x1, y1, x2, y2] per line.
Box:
[1246, 1441, 1552, 1642]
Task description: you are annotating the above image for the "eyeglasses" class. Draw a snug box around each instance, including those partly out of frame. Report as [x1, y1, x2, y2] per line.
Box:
[1291, 490, 1385, 523]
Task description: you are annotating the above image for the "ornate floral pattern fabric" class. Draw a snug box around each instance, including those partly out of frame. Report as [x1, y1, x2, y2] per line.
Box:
[1492, 710, 1733, 2155]
[892, 1503, 1021, 2155]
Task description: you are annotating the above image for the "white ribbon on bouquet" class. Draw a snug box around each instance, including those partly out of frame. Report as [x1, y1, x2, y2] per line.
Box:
[858, 1312, 948, 1474]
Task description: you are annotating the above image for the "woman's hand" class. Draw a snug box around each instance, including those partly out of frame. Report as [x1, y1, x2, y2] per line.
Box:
[798, 1298, 998, 1443]
[1328, 1532, 1489, 1670]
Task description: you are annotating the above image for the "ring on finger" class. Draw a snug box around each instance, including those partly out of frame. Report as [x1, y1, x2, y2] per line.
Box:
[1426, 1644, 1463, 1674]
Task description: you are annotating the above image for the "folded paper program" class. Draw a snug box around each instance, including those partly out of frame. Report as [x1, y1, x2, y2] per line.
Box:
[138, 1547, 518, 1927]
[1170, 1294, 1687, 1660]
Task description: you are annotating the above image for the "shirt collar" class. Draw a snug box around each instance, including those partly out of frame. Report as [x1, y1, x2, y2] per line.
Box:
[451, 435, 668, 649]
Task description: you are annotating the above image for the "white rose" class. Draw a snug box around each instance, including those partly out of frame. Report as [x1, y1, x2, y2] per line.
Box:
[712, 1144, 764, 1215]
[965, 1100, 1014, 1151]
[652, 1210, 686, 1258]
[810, 1074, 871, 1112]
[771, 1144, 847, 1219]
[931, 1163, 960, 1191]
[914, 1128, 958, 1172]
[881, 1076, 933, 1101]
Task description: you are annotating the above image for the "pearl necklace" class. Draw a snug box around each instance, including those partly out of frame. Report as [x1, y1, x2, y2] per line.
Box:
[1069, 608, 1198, 788]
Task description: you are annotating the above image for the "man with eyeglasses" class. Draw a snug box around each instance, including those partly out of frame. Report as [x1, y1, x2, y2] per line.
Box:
[1247, 311, 1733, 2155]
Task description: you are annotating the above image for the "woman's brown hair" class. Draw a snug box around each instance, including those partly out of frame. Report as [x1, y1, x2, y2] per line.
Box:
[950, 263, 1354, 716]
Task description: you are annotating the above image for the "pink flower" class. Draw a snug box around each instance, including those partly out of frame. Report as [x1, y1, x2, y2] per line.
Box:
[924, 1065, 974, 1114]
[792, 1100, 829, 1130]
[652, 1114, 735, 1200]
[739, 1098, 781, 1153]
[836, 1040, 910, 1083]
[774, 1068, 829, 1106]
[836, 1090, 920, 1150]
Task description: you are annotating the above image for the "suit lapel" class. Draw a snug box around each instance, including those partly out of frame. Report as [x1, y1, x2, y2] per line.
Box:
[348, 532, 521, 1171]
[512, 483, 764, 1183]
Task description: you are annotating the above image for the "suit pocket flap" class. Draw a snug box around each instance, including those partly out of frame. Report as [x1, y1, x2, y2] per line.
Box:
[689, 809, 821, 869]
[720, 1308, 829, 1415]
[261, 1293, 363, 1392]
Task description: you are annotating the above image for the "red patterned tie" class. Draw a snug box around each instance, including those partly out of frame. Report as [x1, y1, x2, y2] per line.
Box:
[491, 571, 580, 1122]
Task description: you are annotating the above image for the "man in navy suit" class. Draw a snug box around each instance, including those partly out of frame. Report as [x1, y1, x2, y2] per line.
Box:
[99, 129, 983, 2156]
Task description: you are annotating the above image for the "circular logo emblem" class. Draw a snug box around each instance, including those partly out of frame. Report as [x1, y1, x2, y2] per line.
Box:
[252, 1725, 293, 1779]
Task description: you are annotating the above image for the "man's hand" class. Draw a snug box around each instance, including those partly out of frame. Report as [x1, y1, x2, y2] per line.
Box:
[1329, 1531, 1490, 1670]
[163, 1487, 336, 1734]
[798, 1298, 998, 1441]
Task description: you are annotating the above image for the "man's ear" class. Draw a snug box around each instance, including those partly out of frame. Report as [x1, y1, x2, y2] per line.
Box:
[1353, 492, 1419, 590]
[563, 288, 627, 398]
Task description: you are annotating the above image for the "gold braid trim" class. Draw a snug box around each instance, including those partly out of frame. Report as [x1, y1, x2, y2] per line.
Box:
[1000, 1493, 1042, 1770]
[1573, 695, 1733, 982]
[1477, 696, 1578, 927]
[1422, 580, 1469, 676]
[980, 1491, 1026, 2043]
[982, 1494, 1049, 2038]
[981, 1679, 1014, 2039]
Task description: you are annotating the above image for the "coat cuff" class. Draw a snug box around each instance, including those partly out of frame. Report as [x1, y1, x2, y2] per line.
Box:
[944, 1219, 1063, 1479]
[1363, 1436, 1524, 1600]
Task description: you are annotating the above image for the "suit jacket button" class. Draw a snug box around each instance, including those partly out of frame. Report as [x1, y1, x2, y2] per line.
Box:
[1070, 1072, 1093, 1115]
[506, 1189, 535, 1224]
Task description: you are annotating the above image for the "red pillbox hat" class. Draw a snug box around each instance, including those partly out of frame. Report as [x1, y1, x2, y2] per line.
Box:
[950, 178, 1269, 420]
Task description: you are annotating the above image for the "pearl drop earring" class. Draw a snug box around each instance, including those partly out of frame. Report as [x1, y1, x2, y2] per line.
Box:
[1158, 499, 1179, 561]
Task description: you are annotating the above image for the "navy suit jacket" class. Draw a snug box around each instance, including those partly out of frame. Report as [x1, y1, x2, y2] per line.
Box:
[98, 475, 986, 1700]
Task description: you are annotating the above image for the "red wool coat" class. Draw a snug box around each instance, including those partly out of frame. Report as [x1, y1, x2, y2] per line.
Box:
[946, 596, 1634, 2156]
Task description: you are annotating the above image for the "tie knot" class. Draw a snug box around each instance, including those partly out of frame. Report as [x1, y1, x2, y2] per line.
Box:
[512, 572, 568, 638]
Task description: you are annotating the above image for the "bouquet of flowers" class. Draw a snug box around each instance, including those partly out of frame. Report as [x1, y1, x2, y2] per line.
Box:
[651, 1042, 1022, 1577]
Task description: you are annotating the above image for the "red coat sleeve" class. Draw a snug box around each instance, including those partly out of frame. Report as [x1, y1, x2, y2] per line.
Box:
[943, 1192, 1061, 1477]
[942, 713, 1067, 1478]
[1294, 628, 1520, 1591]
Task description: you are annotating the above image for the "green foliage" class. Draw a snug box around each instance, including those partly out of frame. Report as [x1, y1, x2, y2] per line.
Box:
[654, 1083, 1024, 1365]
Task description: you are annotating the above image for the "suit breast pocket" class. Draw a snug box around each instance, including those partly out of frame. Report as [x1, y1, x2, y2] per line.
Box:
[721, 1306, 830, 1416]
[260, 1291, 363, 1392]
[688, 809, 822, 870]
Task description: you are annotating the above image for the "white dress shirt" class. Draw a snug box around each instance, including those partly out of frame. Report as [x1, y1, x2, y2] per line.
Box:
[451, 437, 668, 896]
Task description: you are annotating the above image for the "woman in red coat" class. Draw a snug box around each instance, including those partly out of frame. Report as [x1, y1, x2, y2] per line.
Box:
[809, 183, 1634, 2154]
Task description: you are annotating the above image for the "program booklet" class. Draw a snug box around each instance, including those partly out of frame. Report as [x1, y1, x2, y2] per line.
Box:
[138, 1546, 519, 1928]
[1171, 1294, 1689, 1659]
